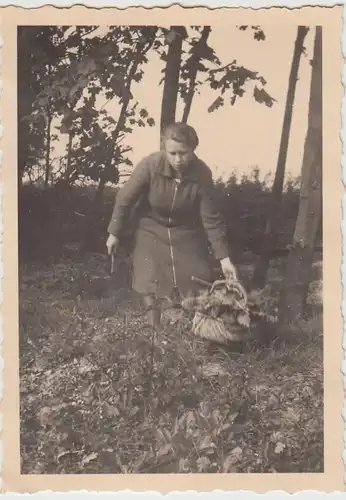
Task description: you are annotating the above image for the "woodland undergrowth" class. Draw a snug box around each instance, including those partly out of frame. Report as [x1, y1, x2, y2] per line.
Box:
[20, 254, 323, 474]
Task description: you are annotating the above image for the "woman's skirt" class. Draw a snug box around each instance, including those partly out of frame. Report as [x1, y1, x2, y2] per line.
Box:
[132, 217, 215, 299]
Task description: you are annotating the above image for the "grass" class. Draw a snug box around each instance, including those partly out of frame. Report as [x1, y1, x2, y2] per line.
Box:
[19, 253, 323, 474]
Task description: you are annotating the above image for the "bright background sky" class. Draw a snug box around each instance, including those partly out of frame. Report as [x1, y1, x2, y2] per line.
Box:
[52, 24, 315, 183]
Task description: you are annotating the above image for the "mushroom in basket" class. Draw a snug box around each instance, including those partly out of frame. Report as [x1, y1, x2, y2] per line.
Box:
[181, 276, 277, 344]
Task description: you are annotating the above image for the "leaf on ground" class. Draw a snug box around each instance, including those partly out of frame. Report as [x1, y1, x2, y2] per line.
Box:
[35, 355, 51, 371]
[115, 454, 128, 473]
[268, 393, 280, 405]
[78, 357, 96, 375]
[270, 431, 283, 443]
[222, 446, 243, 472]
[57, 450, 79, 462]
[151, 397, 159, 409]
[129, 451, 150, 473]
[220, 422, 232, 432]
[38, 406, 54, 426]
[138, 419, 152, 431]
[157, 443, 172, 457]
[162, 308, 185, 325]
[237, 312, 250, 327]
[248, 382, 268, 395]
[178, 457, 190, 473]
[129, 406, 140, 417]
[156, 428, 168, 446]
[199, 401, 212, 418]
[197, 456, 211, 472]
[81, 452, 98, 466]
[82, 383, 95, 403]
[198, 434, 216, 451]
[104, 403, 120, 418]
[228, 446, 243, 462]
[227, 411, 241, 424]
[210, 408, 224, 431]
[162, 428, 172, 443]
[222, 454, 238, 473]
[195, 412, 211, 432]
[282, 407, 300, 424]
[274, 442, 286, 454]
[202, 363, 227, 378]
[185, 411, 196, 427]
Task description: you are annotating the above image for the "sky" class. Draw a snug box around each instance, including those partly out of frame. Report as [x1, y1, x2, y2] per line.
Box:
[50, 24, 315, 183]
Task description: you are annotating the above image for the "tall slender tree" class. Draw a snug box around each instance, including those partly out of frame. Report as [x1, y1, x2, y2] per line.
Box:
[159, 26, 187, 142]
[18, 27, 63, 189]
[44, 101, 53, 187]
[252, 26, 309, 288]
[279, 26, 322, 323]
[181, 26, 211, 123]
[159, 25, 274, 144]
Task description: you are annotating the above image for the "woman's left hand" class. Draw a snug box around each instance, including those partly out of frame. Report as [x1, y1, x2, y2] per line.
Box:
[220, 257, 237, 281]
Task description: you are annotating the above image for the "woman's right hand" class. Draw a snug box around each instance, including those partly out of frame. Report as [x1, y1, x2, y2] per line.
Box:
[106, 234, 120, 256]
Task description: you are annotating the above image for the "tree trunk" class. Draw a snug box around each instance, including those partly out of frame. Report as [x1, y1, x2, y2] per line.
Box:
[252, 26, 309, 288]
[17, 28, 36, 191]
[64, 131, 74, 182]
[93, 175, 107, 206]
[181, 26, 211, 124]
[160, 27, 187, 143]
[279, 26, 322, 323]
[44, 107, 53, 188]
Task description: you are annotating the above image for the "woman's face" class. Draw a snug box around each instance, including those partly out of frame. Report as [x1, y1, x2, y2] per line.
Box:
[164, 139, 194, 174]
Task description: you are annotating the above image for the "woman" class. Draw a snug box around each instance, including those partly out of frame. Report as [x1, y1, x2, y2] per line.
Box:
[106, 122, 237, 327]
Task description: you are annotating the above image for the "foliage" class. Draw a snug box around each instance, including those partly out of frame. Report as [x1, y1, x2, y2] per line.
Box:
[182, 278, 278, 332]
[238, 25, 266, 42]
[160, 25, 275, 118]
[19, 24, 274, 188]
[18, 27, 67, 182]
[212, 168, 304, 257]
[18, 26, 157, 187]
[18, 167, 316, 267]
[207, 63, 275, 112]
[20, 254, 323, 474]
[179, 277, 278, 345]
[247, 286, 279, 323]
[178, 26, 219, 109]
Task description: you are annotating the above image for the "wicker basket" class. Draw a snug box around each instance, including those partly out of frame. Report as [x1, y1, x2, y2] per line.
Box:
[187, 277, 256, 344]
[191, 311, 263, 344]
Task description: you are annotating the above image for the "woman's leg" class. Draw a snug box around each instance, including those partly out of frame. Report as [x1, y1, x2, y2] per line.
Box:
[143, 294, 161, 328]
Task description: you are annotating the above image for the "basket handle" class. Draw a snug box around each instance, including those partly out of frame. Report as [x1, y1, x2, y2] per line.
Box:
[191, 275, 248, 303]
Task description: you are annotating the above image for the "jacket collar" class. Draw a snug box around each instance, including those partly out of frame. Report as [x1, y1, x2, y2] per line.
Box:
[160, 153, 200, 182]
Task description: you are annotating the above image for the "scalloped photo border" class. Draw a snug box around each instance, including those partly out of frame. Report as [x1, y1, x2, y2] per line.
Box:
[0, 1, 344, 497]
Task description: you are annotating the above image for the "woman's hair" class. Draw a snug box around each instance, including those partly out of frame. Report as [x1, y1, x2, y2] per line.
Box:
[162, 122, 199, 150]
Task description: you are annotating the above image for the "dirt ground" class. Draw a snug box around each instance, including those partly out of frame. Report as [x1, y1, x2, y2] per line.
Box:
[19, 253, 323, 474]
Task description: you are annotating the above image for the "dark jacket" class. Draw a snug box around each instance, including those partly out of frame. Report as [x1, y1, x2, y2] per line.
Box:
[108, 151, 229, 297]
[108, 151, 228, 258]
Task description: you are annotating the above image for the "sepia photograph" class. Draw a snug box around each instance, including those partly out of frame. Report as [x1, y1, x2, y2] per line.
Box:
[18, 22, 324, 475]
[0, 5, 338, 491]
